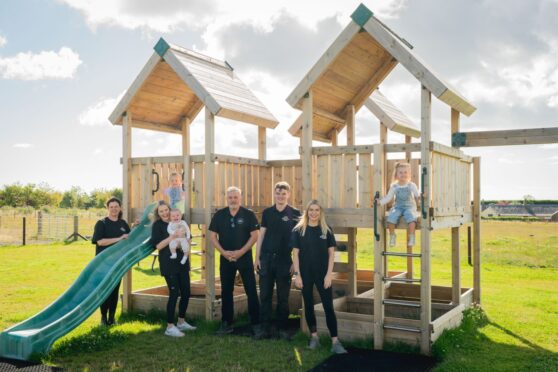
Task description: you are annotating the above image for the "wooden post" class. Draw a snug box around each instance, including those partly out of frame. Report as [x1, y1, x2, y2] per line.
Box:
[379, 123, 389, 276]
[301, 91, 313, 204]
[451, 109, 461, 305]
[182, 117, 192, 223]
[346, 104, 355, 146]
[473, 157, 481, 304]
[37, 211, 43, 238]
[258, 126, 266, 161]
[420, 86, 432, 354]
[330, 129, 338, 146]
[345, 104, 357, 297]
[122, 112, 133, 312]
[73, 216, 79, 242]
[205, 108, 216, 320]
[22, 217, 26, 246]
[373, 143, 385, 350]
[405, 135, 412, 163]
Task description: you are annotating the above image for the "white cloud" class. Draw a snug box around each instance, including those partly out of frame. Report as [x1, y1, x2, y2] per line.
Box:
[13, 143, 33, 148]
[497, 157, 525, 165]
[0, 35, 6, 47]
[540, 143, 558, 149]
[79, 92, 124, 127]
[0, 47, 82, 80]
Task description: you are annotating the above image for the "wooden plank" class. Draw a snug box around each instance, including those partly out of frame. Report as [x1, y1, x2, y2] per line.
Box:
[344, 154, 357, 208]
[212, 154, 267, 167]
[385, 143, 422, 153]
[182, 117, 192, 223]
[473, 157, 481, 304]
[301, 91, 314, 205]
[128, 119, 182, 134]
[362, 16, 476, 116]
[330, 155, 343, 208]
[358, 154, 372, 208]
[454, 127, 558, 147]
[204, 109, 216, 320]
[311, 144, 375, 155]
[373, 143, 386, 349]
[420, 86, 432, 354]
[287, 22, 361, 108]
[430, 142, 472, 162]
[333, 262, 349, 273]
[317, 155, 329, 207]
[122, 112, 133, 312]
[258, 127, 266, 161]
[347, 228, 357, 296]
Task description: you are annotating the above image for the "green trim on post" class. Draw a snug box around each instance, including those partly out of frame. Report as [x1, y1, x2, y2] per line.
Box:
[351, 3, 374, 27]
[154, 37, 170, 57]
[452, 132, 467, 147]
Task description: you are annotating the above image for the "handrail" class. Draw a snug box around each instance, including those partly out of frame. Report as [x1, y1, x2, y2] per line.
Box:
[374, 191, 380, 242]
[421, 167, 427, 219]
[152, 170, 160, 195]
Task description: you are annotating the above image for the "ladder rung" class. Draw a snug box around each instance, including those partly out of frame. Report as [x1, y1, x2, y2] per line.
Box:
[190, 250, 203, 256]
[191, 267, 203, 272]
[383, 299, 421, 308]
[382, 251, 422, 258]
[383, 324, 421, 333]
[383, 277, 421, 283]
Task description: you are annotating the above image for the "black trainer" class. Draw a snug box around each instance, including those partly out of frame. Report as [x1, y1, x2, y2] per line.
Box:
[215, 321, 234, 335]
[252, 324, 265, 340]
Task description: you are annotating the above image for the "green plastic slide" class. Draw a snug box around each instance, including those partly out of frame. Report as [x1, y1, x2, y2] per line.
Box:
[0, 203, 156, 361]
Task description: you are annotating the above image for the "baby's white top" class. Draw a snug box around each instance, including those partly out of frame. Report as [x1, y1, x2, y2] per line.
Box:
[379, 182, 420, 206]
[167, 220, 191, 238]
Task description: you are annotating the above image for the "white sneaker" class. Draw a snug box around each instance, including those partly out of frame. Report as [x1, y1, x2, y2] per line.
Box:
[170, 253, 177, 259]
[177, 321, 197, 331]
[408, 235, 416, 247]
[389, 234, 396, 247]
[164, 326, 184, 337]
[180, 256, 187, 265]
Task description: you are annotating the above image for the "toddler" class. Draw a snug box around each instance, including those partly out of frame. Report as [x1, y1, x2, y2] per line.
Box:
[167, 208, 191, 265]
[164, 172, 185, 209]
[376, 162, 420, 247]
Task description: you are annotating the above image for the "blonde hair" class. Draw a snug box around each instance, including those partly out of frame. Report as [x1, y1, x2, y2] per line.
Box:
[274, 181, 291, 192]
[293, 199, 330, 237]
[392, 162, 411, 184]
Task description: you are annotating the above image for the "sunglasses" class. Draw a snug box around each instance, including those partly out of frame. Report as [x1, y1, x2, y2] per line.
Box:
[230, 217, 235, 228]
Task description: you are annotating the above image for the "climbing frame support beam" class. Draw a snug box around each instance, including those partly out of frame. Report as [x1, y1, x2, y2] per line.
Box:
[204, 109, 216, 320]
[473, 157, 481, 304]
[452, 127, 558, 147]
[122, 112, 133, 312]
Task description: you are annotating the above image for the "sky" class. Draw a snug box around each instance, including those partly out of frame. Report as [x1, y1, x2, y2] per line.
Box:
[0, 0, 557, 200]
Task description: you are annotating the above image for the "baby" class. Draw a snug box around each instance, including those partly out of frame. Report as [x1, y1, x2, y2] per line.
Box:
[167, 208, 191, 265]
[164, 172, 185, 209]
[376, 162, 420, 247]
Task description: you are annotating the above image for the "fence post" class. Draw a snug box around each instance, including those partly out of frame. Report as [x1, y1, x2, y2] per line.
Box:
[22, 217, 26, 246]
[73, 216, 79, 242]
[37, 211, 43, 238]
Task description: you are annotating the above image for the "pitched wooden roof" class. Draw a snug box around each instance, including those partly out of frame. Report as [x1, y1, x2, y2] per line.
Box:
[286, 3, 475, 142]
[109, 38, 278, 133]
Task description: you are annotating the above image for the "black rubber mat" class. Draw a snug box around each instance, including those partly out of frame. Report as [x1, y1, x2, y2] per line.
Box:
[231, 317, 300, 339]
[310, 348, 437, 372]
[0, 358, 62, 371]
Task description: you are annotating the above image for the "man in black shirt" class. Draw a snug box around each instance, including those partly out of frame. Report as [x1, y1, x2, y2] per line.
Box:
[209, 186, 262, 337]
[256, 182, 300, 339]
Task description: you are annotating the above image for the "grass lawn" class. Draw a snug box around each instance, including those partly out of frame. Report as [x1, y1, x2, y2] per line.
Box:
[0, 221, 557, 371]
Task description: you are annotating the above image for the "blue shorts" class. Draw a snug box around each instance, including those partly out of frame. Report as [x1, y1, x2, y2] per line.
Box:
[386, 206, 417, 225]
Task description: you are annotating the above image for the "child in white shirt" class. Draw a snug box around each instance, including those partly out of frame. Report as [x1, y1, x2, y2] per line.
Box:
[376, 162, 420, 247]
[167, 209, 191, 265]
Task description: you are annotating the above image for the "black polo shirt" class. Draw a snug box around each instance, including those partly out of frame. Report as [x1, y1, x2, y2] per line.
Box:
[291, 225, 336, 277]
[149, 219, 189, 277]
[260, 204, 301, 263]
[92, 217, 130, 255]
[209, 206, 259, 264]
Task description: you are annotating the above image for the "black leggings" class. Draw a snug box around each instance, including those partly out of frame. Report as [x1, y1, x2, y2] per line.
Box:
[164, 271, 191, 324]
[100, 282, 120, 321]
[220, 257, 260, 325]
[301, 271, 338, 337]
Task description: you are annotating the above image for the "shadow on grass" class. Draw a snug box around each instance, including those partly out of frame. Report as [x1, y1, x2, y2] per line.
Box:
[432, 306, 558, 371]
[132, 264, 161, 276]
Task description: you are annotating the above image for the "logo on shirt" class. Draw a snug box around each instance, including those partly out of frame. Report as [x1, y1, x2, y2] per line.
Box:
[282, 216, 290, 222]
[320, 234, 327, 240]
[237, 218, 245, 225]
[120, 227, 127, 232]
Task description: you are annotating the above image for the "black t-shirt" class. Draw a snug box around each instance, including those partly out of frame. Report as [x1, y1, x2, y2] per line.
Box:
[149, 219, 189, 277]
[291, 225, 336, 277]
[260, 204, 301, 264]
[92, 217, 131, 255]
[209, 206, 259, 265]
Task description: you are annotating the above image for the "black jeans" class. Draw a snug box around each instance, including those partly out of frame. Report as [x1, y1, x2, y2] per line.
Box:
[220, 256, 260, 324]
[301, 270, 338, 337]
[164, 271, 191, 324]
[259, 258, 291, 329]
[100, 282, 120, 321]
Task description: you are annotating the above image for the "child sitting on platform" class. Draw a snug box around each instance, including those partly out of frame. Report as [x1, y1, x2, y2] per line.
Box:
[376, 162, 420, 247]
[167, 208, 191, 265]
[164, 172, 185, 209]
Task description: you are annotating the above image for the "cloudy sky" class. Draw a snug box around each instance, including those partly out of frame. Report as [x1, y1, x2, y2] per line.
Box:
[1, 0, 557, 200]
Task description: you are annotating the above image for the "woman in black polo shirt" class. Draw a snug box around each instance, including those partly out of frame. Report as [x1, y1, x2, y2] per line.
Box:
[91, 197, 130, 326]
[149, 201, 196, 337]
[292, 199, 347, 354]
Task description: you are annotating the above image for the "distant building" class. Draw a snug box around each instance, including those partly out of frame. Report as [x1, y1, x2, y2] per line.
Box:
[481, 204, 558, 220]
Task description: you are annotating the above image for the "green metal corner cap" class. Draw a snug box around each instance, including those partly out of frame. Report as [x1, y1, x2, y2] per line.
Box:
[351, 3, 374, 27]
[452, 132, 467, 147]
[154, 37, 170, 57]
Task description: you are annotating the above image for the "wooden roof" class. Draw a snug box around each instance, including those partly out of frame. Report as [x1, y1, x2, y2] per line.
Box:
[109, 38, 278, 133]
[289, 89, 420, 141]
[286, 3, 475, 142]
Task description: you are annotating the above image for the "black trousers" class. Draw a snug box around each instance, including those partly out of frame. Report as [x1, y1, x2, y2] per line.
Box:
[100, 282, 120, 321]
[220, 256, 260, 324]
[301, 270, 338, 337]
[164, 271, 191, 324]
[259, 258, 291, 329]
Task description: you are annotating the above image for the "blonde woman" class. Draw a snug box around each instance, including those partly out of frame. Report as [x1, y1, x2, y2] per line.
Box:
[292, 200, 347, 354]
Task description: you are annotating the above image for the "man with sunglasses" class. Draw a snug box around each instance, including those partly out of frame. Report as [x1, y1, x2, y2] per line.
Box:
[256, 182, 301, 339]
[209, 186, 263, 338]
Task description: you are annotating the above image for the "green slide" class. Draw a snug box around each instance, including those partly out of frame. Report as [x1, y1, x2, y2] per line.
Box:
[0, 203, 156, 361]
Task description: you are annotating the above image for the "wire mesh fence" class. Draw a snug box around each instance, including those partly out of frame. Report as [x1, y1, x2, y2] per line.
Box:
[0, 210, 106, 246]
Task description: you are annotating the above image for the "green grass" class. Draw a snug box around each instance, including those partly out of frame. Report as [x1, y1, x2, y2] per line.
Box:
[0, 221, 557, 371]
